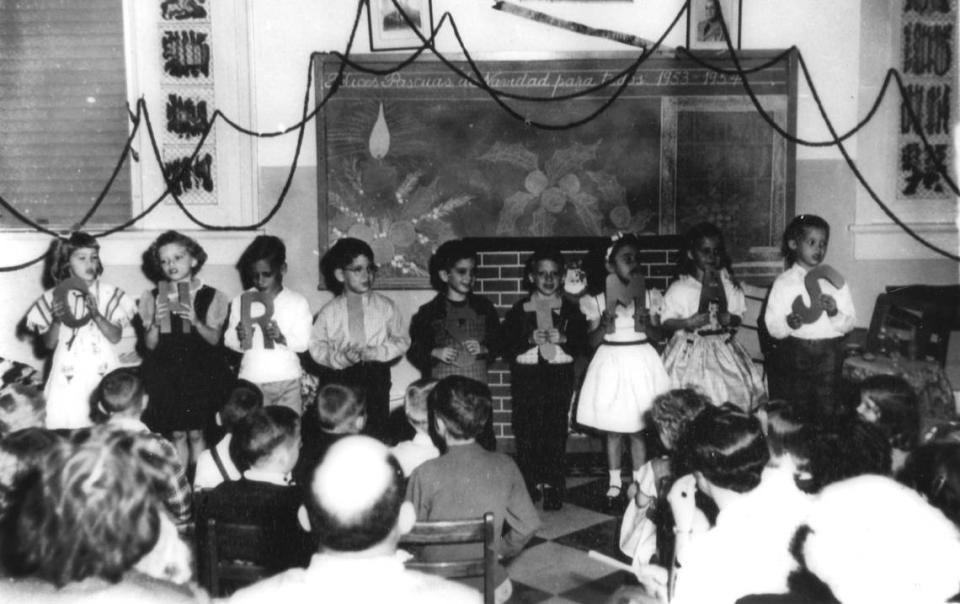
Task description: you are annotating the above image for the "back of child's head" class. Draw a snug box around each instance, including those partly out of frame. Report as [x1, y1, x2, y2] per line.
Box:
[431, 376, 491, 441]
[781, 214, 830, 266]
[95, 367, 146, 421]
[810, 418, 892, 492]
[230, 405, 300, 472]
[315, 383, 365, 433]
[219, 379, 264, 432]
[49, 231, 102, 284]
[320, 237, 374, 295]
[859, 374, 919, 450]
[236, 235, 286, 289]
[650, 388, 711, 450]
[676, 405, 769, 493]
[429, 239, 477, 292]
[404, 378, 438, 433]
[0, 384, 46, 437]
[900, 441, 960, 528]
[676, 222, 735, 278]
[523, 248, 565, 291]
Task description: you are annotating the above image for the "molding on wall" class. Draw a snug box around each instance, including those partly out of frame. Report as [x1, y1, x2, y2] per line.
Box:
[2, 231, 256, 267]
[850, 222, 959, 260]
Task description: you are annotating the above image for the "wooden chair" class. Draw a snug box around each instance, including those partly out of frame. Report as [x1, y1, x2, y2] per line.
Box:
[400, 512, 496, 604]
[201, 517, 274, 597]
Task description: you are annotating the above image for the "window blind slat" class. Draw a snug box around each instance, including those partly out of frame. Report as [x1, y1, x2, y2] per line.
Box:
[0, 0, 131, 230]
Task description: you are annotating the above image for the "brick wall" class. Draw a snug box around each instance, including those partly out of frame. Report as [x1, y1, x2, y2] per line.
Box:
[471, 236, 682, 442]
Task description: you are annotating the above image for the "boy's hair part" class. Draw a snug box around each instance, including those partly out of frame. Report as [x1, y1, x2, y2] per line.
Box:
[320, 237, 375, 295]
[404, 378, 438, 431]
[229, 406, 300, 472]
[315, 383, 366, 433]
[781, 214, 830, 265]
[432, 376, 491, 440]
[142, 230, 208, 282]
[219, 379, 264, 432]
[97, 368, 146, 418]
[429, 239, 477, 292]
[49, 231, 102, 284]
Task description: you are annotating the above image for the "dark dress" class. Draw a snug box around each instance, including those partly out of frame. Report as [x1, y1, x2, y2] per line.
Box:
[141, 285, 232, 433]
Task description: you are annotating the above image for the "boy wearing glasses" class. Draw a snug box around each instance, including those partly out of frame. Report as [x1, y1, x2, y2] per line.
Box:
[408, 240, 501, 449]
[310, 237, 410, 440]
[500, 248, 587, 510]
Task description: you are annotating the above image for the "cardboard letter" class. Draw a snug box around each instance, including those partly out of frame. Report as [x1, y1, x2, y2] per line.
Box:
[605, 273, 646, 333]
[52, 277, 91, 328]
[240, 291, 275, 350]
[791, 264, 846, 324]
[524, 296, 563, 360]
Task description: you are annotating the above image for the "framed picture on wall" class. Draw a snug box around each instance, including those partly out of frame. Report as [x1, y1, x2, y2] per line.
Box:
[686, 0, 741, 50]
[368, 0, 433, 51]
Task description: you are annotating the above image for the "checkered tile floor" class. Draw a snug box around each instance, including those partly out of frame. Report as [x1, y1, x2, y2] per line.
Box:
[506, 466, 639, 604]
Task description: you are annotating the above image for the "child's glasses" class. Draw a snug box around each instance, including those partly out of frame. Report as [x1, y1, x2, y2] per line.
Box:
[345, 264, 377, 275]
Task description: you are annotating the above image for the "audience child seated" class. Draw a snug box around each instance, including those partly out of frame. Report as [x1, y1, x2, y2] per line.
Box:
[900, 441, 960, 528]
[93, 367, 193, 527]
[200, 405, 312, 574]
[0, 357, 39, 392]
[193, 379, 264, 491]
[0, 383, 53, 523]
[390, 378, 440, 476]
[795, 475, 960, 604]
[225, 235, 313, 413]
[620, 388, 710, 566]
[0, 426, 205, 603]
[855, 374, 919, 473]
[226, 435, 479, 604]
[406, 375, 540, 604]
[293, 383, 365, 488]
[652, 405, 812, 604]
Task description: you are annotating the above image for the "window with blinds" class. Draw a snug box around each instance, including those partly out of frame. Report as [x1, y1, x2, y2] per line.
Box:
[0, 0, 131, 230]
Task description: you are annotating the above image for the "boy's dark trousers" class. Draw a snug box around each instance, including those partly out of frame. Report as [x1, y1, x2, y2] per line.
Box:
[325, 360, 392, 442]
[510, 361, 574, 492]
[769, 336, 844, 424]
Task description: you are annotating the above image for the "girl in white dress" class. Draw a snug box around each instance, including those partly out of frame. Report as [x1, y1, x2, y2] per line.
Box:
[661, 223, 766, 411]
[25, 232, 135, 429]
[577, 233, 670, 506]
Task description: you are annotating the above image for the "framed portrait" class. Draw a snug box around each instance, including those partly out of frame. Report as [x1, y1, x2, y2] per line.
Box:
[368, 0, 433, 52]
[686, 0, 741, 50]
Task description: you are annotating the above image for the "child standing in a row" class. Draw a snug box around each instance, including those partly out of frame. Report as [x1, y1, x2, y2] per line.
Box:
[309, 237, 409, 440]
[661, 223, 765, 411]
[408, 239, 501, 450]
[25, 232, 135, 429]
[502, 248, 587, 510]
[765, 214, 855, 422]
[577, 234, 669, 507]
[139, 230, 232, 468]
[225, 235, 312, 413]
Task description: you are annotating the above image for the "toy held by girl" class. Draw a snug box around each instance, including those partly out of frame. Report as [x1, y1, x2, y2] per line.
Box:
[309, 237, 410, 440]
[24, 232, 135, 429]
[576, 233, 670, 508]
[660, 223, 766, 411]
[501, 248, 588, 510]
[225, 235, 313, 413]
[764, 215, 855, 422]
[139, 230, 232, 468]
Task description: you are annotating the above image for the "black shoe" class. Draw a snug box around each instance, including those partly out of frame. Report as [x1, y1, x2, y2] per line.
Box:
[529, 485, 542, 503]
[603, 485, 623, 513]
[542, 485, 562, 511]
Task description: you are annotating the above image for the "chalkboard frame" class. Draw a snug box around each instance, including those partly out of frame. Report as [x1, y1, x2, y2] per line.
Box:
[313, 50, 797, 289]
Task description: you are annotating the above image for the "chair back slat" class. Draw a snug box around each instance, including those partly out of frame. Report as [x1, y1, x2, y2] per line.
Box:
[203, 517, 273, 597]
[400, 512, 496, 604]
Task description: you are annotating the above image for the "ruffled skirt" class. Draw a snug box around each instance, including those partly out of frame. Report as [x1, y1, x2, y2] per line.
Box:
[661, 331, 766, 411]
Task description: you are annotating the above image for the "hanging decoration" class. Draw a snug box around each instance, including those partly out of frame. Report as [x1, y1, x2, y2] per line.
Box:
[897, 0, 957, 199]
